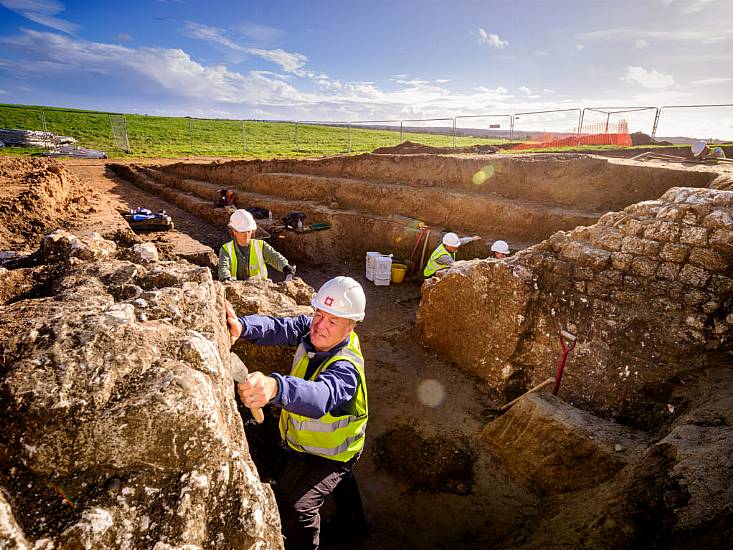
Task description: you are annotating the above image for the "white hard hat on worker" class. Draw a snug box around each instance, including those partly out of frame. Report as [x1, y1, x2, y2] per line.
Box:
[310, 276, 365, 351]
[311, 276, 366, 321]
[491, 240, 510, 254]
[691, 141, 707, 158]
[442, 232, 462, 248]
[229, 209, 257, 232]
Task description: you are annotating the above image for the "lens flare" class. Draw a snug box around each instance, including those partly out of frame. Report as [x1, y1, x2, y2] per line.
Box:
[417, 378, 446, 407]
[472, 164, 496, 185]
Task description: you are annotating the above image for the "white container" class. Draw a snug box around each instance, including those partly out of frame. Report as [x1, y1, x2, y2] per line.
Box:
[365, 251, 381, 281]
[374, 277, 390, 286]
[374, 255, 392, 276]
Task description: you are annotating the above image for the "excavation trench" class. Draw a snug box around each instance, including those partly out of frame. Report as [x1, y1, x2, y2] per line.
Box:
[1, 154, 731, 549]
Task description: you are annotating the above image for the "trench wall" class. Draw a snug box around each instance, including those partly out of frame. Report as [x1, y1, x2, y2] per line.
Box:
[112, 155, 720, 269]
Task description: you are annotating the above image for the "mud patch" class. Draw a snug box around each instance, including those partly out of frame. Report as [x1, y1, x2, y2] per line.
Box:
[373, 424, 475, 495]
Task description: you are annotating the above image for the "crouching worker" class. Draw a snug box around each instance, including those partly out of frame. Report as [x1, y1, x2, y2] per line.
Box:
[423, 232, 480, 277]
[219, 209, 295, 281]
[226, 276, 368, 550]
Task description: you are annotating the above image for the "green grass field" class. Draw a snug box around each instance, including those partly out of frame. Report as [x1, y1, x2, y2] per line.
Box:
[0, 104, 508, 158]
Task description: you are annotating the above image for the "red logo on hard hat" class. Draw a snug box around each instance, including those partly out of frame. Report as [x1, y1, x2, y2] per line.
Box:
[324, 296, 334, 306]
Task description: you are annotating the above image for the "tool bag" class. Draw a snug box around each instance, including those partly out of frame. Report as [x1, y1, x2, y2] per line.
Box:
[216, 189, 235, 207]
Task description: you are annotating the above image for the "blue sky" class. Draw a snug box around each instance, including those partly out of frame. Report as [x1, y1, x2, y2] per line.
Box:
[0, 0, 731, 137]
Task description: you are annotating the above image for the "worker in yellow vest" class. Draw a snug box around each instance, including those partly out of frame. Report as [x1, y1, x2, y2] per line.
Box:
[218, 209, 295, 281]
[423, 232, 480, 277]
[226, 276, 368, 549]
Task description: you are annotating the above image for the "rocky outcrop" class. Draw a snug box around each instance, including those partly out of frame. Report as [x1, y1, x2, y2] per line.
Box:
[417, 187, 733, 428]
[226, 278, 314, 375]
[0, 230, 284, 549]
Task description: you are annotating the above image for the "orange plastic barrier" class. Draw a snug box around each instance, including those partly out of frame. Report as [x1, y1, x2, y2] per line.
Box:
[512, 121, 631, 150]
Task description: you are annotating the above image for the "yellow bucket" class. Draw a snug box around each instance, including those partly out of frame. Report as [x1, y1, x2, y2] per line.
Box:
[391, 263, 407, 284]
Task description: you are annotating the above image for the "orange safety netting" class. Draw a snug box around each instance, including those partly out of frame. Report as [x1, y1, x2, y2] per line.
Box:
[512, 120, 632, 150]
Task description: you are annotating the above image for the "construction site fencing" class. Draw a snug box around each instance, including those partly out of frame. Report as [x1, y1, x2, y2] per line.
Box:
[347, 121, 403, 153]
[454, 114, 513, 140]
[652, 104, 733, 143]
[2, 103, 733, 157]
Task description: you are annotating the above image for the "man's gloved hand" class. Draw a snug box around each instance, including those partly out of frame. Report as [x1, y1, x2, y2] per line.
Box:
[283, 264, 296, 281]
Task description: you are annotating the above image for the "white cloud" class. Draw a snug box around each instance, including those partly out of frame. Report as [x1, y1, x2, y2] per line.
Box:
[475, 85, 509, 94]
[0, 0, 79, 34]
[474, 28, 508, 49]
[519, 86, 532, 95]
[633, 39, 648, 49]
[183, 21, 307, 74]
[394, 79, 430, 86]
[662, 0, 719, 15]
[576, 44, 584, 51]
[580, 27, 732, 45]
[623, 65, 676, 88]
[232, 22, 283, 44]
[692, 77, 732, 85]
[543, 88, 556, 94]
[435, 79, 451, 83]
[534, 50, 550, 56]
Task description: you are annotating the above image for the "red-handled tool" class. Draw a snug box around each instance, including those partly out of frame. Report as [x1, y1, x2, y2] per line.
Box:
[552, 330, 577, 396]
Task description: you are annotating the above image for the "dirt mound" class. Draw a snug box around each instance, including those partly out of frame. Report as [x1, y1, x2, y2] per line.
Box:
[373, 424, 475, 495]
[630, 132, 672, 146]
[0, 158, 95, 251]
[372, 140, 497, 155]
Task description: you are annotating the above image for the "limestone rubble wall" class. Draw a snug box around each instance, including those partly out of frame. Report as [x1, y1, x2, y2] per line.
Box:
[0, 231, 284, 549]
[417, 187, 733, 427]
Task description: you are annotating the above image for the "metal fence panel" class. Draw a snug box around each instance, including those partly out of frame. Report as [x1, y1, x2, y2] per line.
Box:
[511, 109, 582, 141]
[653, 104, 733, 142]
[348, 120, 402, 152]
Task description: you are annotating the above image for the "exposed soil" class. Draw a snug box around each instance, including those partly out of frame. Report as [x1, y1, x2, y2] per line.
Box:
[2, 153, 731, 549]
[372, 140, 498, 155]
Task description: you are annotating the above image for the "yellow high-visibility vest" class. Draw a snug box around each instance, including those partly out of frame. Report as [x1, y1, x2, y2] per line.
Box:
[223, 239, 267, 280]
[279, 332, 368, 463]
[424, 243, 454, 277]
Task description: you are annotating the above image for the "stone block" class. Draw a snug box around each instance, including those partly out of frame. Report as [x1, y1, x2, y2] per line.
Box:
[625, 218, 645, 236]
[660, 243, 689, 263]
[682, 288, 708, 306]
[573, 265, 595, 281]
[703, 210, 733, 230]
[702, 301, 720, 314]
[643, 220, 680, 243]
[611, 252, 633, 271]
[680, 226, 709, 246]
[709, 275, 733, 295]
[621, 236, 660, 256]
[611, 290, 643, 304]
[688, 247, 729, 272]
[597, 211, 625, 226]
[629, 256, 658, 278]
[657, 206, 685, 222]
[678, 264, 710, 287]
[655, 261, 681, 281]
[558, 241, 583, 261]
[623, 275, 642, 289]
[577, 246, 611, 270]
[588, 227, 623, 251]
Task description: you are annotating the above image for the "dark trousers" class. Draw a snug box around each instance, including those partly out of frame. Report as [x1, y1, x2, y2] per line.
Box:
[275, 451, 354, 550]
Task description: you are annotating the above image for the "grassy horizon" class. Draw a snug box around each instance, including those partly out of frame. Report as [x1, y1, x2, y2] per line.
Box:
[1, 103, 508, 159]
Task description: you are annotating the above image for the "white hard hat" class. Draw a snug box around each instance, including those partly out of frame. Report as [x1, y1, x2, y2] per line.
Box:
[229, 209, 256, 232]
[691, 141, 706, 157]
[491, 240, 510, 254]
[442, 232, 461, 248]
[311, 276, 366, 321]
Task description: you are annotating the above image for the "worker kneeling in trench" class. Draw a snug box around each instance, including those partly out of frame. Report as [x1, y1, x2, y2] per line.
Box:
[423, 232, 481, 277]
[219, 208, 296, 282]
[227, 276, 368, 549]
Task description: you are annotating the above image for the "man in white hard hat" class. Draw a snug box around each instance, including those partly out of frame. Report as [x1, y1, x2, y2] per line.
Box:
[491, 240, 510, 259]
[691, 140, 726, 160]
[219, 209, 295, 282]
[423, 232, 481, 277]
[226, 276, 368, 549]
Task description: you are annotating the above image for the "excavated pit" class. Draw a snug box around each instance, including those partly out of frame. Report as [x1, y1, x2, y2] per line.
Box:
[2, 153, 732, 549]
